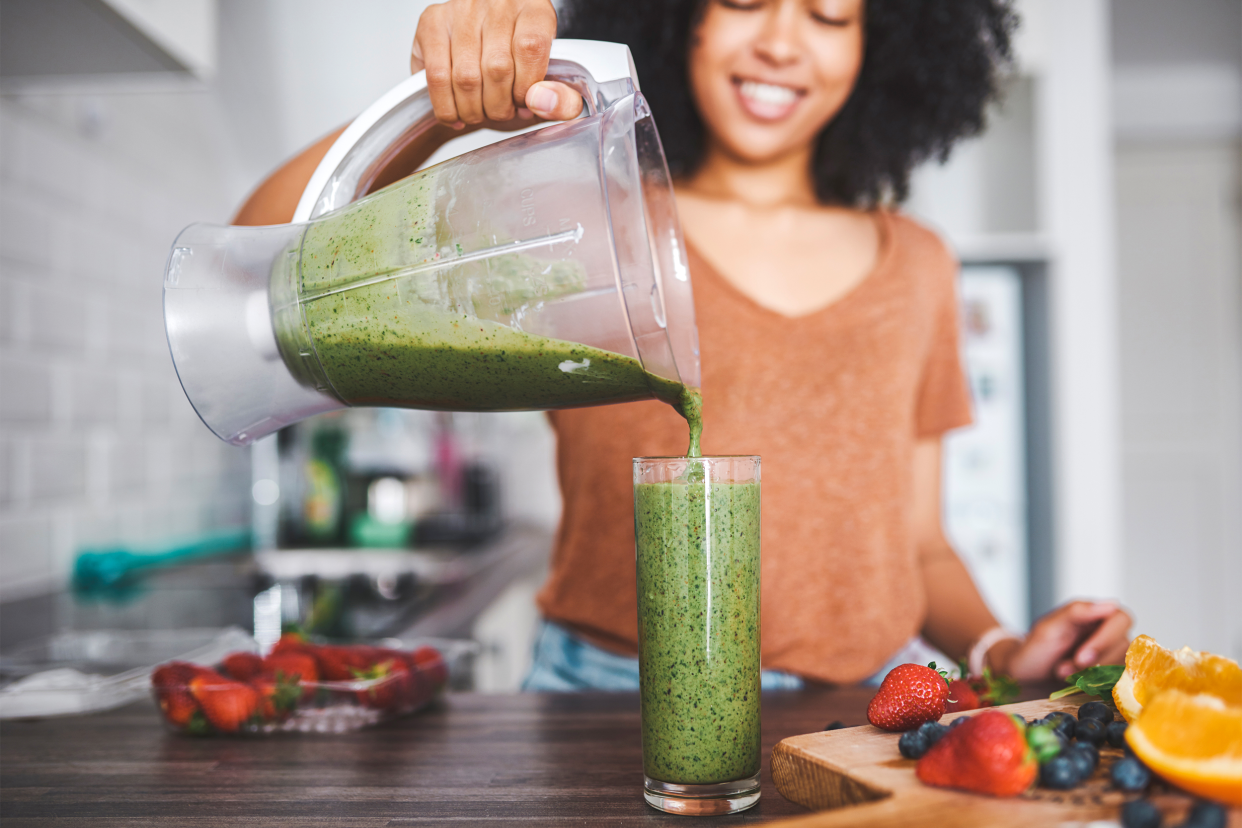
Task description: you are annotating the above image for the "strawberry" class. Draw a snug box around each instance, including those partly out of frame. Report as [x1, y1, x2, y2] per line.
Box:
[250, 673, 302, 722]
[188, 669, 260, 732]
[973, 668, 1019, 707]
[867, 662, 952, 732]
[946, 679, 982, 712]
[353, 650, 413, 712]
[313, 645, 372, 681]
[916, 709, 1037, 797]
[263, 651, 319, 701]
[411, 646, 448, 690]
[151, 661, 202, 727]
[947, 661, 1020, 712]
[264, 652, 319, 684]
[220, 652, 264, 682]
[270, 631, 310, 655]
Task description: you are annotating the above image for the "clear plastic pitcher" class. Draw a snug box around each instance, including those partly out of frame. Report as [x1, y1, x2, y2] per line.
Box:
[164, 41, 699, 446]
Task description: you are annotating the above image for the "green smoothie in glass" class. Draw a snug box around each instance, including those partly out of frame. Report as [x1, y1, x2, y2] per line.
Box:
[634, 455, 761, 815]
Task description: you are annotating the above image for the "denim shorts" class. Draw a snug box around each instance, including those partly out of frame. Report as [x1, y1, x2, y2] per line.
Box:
[521, 620, 940, 691]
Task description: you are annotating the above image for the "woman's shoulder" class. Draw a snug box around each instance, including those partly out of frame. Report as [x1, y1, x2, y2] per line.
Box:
[880, 210, 958, 265]
[876, 210, 961, 289]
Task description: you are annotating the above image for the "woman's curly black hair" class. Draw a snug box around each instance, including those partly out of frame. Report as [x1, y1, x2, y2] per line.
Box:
[558, 0, 1018, 207]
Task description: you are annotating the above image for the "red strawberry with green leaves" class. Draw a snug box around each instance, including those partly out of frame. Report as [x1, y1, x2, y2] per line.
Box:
[973, 667, 1019, 706]
[946, 679, 982, 712]
[947, 662, 1020, 712]
[263, 651, 319, 700]
[220, 652, 264, 682]
[916, 709, 1037, 796]
[312, 645, 372, 681]
[250, 672, 302, 722]
[353, 650, 413, 712]
[867, 662, 952, 732]
[188, 669, 260, 732]
[264, 652, 318, 683]
[151, 661, 202, 727]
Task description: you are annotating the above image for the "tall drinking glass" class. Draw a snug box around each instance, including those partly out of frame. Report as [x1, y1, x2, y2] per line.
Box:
[633, 455, 761, 815]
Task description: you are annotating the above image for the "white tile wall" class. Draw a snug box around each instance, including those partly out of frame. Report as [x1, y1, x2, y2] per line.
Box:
[0, 93, 252, 603]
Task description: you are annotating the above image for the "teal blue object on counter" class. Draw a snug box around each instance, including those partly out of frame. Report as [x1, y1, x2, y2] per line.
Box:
[72, 528, 252, 594]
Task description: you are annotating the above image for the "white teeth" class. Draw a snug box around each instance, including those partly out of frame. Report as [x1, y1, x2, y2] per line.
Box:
[739, 80, 798, 106]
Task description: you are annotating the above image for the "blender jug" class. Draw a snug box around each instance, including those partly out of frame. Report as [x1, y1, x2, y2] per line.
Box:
[164, 40, 699, 446]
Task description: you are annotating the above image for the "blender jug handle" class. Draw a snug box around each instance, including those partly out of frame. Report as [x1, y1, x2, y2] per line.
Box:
[293, 39, 640, 223]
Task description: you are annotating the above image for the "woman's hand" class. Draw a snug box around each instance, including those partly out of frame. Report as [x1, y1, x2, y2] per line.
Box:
[411, 0, 583, 127]
[991, 600, 1133, 682]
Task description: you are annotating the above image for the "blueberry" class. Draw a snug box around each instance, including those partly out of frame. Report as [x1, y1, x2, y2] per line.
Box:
[917, 720, 948, 746]
[824, 721, 847, 731]
[1120, 799, 1162, 828]
[1106, 720, 1129, 748]
[1078, 701, 1114, 723]
[898, 729, 930, 760]
[947, 715, 969, 731]
[1040, 754, 1082, 789]
[1110, 756, 1153, 792]
[1046, 710, 1077, 740]
[1182, 800, 1227, 828]
[1076, 717, 1107, 746]
[1067, 743, 1099, 779]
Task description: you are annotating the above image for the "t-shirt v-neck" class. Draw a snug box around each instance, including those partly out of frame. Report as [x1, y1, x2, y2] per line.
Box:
[538, 210, 973, 684]
[685, 208, 893, 324]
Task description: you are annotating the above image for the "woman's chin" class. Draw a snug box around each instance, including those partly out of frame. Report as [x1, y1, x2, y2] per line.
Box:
[712, 128, 817, 167]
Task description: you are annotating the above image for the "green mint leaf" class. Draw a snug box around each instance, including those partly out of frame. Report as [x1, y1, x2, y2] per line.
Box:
[1049, 664, 1125, 701]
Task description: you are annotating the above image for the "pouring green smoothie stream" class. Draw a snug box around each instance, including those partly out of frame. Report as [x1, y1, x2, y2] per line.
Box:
[271, 166, 704, 457]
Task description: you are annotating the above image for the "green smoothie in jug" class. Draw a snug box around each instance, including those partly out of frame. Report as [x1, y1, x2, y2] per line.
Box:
[635, 475, 761, 784]
[273, 167, 702, 446]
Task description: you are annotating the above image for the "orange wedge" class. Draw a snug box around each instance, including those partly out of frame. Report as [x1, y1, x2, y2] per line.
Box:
[1126, 689, 1242, 806]
[1112, 635, 1242, 722]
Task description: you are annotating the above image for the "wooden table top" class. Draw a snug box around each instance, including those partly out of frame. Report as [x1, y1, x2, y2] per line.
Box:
[1, 688, 882, 826]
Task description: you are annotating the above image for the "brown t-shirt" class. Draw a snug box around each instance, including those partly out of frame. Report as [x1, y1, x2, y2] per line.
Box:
[536, 211, 973, 684]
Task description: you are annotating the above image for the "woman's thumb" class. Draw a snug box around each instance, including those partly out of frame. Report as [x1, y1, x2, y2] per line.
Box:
[526, 81, 584, 121]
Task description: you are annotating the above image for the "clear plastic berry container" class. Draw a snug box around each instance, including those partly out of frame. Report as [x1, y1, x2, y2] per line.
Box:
[151, 637, 449, 735]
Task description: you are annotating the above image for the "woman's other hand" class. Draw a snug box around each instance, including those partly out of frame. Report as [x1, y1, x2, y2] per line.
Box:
[411, 0, 583, 127]
[992, 600, 1133, 682]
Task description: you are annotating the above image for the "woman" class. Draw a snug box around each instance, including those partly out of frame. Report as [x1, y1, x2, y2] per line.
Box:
[243, 0, 1132, 689]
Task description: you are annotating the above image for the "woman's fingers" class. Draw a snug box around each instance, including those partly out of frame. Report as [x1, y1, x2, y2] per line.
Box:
[1066, 599, 1119, 625]
[1073, 607, 1132, 668]
[480, 8, 520, 121]
[415, 5, 461, 126]
[511, 5, 557, 108]
[412, 0, 564, 127]
[449, 7, 486, 125]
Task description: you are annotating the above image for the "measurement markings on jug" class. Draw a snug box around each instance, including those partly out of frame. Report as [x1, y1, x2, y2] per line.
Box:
[520, 188, 537, 227]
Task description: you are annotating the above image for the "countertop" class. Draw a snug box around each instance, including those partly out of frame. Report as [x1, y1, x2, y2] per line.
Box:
[1, 687, 876, 826]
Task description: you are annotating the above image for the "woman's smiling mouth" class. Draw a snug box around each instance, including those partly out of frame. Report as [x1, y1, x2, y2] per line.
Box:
[734, 77, 805, 121]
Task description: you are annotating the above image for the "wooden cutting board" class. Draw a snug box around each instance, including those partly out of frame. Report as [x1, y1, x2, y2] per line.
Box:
[770, 693, 1240, 828]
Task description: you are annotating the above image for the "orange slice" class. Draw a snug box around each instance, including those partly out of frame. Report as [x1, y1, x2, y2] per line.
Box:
[1112, 635, 1242, 722]
[1126, 689, 1242, 806]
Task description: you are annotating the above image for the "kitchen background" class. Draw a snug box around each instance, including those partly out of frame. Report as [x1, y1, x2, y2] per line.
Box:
[0, 0, 1238, 689]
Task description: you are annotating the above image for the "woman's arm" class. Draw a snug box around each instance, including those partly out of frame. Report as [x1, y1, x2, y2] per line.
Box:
[914, 438, 1133, 680]
[232, 127, 346, 226]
